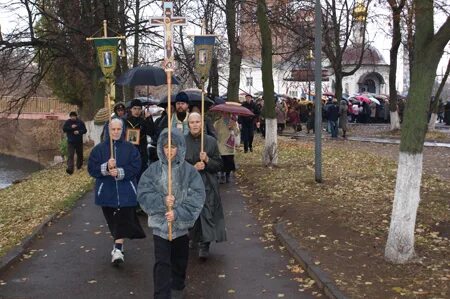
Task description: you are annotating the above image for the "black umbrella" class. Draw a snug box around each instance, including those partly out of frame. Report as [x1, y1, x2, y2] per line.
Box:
[214, 96, 226, 105]
[158, 94, 177, 107]
[116, 66, 180, 86]
[125, 97, 160, 108]
[182, 89, 215, 107]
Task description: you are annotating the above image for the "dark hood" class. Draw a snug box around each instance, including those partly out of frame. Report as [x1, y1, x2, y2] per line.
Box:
[157, 128, 186, 166]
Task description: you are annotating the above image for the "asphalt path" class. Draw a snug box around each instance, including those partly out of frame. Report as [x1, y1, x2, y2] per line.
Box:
[0, 182, 317, 299]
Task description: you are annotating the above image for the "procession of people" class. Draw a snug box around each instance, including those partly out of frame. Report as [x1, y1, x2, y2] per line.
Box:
[84, 87, 253, 298]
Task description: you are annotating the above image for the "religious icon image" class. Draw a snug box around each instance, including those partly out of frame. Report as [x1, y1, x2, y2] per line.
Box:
[103, 51, 113, 67]
[198, 49, 207, 65]
[126, 128, 140, 145]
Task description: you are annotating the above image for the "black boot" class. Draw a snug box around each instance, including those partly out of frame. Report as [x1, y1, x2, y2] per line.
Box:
[199, 242, 210, 259]
[225, 172, 230, 183]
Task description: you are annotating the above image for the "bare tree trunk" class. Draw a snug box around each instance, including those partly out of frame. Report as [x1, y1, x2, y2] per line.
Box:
[256, 0, 277, 167]
[428, 58, 450, 130]
[388, 0, 405, 131]
[226, 0, 242, 102]
[385, 0, 450, 264]
[208, 56, 220, 99]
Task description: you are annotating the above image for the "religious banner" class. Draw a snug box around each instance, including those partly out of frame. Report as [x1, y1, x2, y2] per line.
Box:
[194, 35, 215, 82]
[94, 38, 119, 79]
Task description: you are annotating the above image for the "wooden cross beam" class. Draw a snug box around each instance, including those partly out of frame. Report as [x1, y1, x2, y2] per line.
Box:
[150, 1, 187, 71]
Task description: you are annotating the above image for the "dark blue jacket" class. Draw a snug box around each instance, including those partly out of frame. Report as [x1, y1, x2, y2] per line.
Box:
[326, 104, 340, 122]
[63, 118, 87, 144]
[88, 139, 141, 208]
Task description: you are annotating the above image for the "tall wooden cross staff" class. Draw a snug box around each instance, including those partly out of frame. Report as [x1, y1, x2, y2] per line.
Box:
[150, 1, 187, 241]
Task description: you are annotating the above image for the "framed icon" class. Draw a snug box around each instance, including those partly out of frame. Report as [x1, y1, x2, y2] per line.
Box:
[198, 49, 207, 65]
[103, 51, 113, 67]
[126, 128, 140, 145]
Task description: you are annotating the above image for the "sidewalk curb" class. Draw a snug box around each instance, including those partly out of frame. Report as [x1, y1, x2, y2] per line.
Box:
[0, 213, 57, 274]
[275, 222, 348, 299]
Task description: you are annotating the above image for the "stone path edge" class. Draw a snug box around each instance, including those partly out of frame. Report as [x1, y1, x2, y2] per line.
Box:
[0, 213, 57, 274]
[275, 222, 349, 299]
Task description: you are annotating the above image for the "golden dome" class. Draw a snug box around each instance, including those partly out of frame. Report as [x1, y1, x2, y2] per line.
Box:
[353, 0, 367, 22]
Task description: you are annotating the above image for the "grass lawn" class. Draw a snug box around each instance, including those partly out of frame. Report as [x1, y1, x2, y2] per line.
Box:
[236, 137, 449, 298]
[0, 163, 93, 258]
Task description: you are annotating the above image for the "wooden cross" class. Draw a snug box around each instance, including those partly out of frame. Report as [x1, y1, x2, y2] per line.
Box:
[150, 1, 187, 70]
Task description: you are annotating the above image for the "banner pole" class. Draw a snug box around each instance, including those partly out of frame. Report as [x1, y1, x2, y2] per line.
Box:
[201, 82, 205, 153]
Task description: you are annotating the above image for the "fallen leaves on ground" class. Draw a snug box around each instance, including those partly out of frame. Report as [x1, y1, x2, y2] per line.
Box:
[0, 163, 93, 257]
[236, 136, 450, 299]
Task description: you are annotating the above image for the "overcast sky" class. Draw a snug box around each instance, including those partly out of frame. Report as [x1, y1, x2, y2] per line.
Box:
[0, 1, 448, 76]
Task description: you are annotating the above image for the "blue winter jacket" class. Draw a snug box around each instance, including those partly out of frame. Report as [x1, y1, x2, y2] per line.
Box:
[137, 129, 205, 240]
[88, 139, 141, 207]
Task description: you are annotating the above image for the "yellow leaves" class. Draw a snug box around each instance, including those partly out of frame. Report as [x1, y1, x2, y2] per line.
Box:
[392, 287, 408, 295]
[287, 264, 304, 274]
[0, 164, 93, 257]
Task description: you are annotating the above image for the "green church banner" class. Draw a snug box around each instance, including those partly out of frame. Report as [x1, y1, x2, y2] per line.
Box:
[94, 38, 119, 79]
[194, 35, 215, 82]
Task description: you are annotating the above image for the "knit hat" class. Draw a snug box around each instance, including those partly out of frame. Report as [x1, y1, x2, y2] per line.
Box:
[175, 92, 189, 104]
[113, 102, 125, 113]
[129, 99, 142, 108]
[94, 108, 109, 125]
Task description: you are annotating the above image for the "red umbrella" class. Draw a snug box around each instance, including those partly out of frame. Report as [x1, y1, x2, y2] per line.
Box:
[354, 95, 371, 104]
[323, 92, 335, 97]
[210, 102, 254, 116]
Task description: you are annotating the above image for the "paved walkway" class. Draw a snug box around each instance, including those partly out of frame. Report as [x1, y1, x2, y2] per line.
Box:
[0, 182, 317, 298]
[283, 132, 450, 148]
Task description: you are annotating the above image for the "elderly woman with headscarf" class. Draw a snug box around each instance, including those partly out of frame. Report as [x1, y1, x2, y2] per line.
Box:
[88, 118, 146, 266]
[184, 112, 226, 259]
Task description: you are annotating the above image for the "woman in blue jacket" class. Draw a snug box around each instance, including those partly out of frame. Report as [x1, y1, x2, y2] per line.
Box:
[137, 129, 205, 299]
[88, 118, 146, 265]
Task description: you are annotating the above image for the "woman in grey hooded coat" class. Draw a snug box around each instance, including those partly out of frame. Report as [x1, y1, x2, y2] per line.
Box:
[137, 129, 205, 299]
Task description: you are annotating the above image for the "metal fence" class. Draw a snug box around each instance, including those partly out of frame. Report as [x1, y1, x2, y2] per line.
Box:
[0, 96, 78, 113]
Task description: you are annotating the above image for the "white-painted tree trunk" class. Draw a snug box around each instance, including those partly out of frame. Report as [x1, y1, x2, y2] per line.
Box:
[262, 118, 278, 167]
[390, 111, 401, 130]
[428, 113, 437, 131]
[85, 120, 103, 145]
[385, 152, 423, 263]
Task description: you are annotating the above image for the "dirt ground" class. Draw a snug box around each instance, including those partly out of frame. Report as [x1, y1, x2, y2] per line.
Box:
[235, 124, 450, 299]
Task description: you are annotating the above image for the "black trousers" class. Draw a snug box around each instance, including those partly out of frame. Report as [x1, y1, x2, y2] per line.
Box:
[67, 142, 83, 171]
[241, 125, 254, 152]
[153, 234, 189, 299]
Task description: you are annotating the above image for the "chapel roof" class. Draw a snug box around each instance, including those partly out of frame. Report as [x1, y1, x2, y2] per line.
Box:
[342, 44, 387, 66]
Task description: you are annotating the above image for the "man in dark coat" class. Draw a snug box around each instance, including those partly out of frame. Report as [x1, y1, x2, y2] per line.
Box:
[125, 99, 155, 180]
[62, 111, 87, 174]
[185, 112, 226, 259]
[326, 100, 340, 138]
[239, 94, 259, 153]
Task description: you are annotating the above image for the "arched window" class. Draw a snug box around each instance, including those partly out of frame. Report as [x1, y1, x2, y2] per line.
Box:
[364, 79, 376, 93]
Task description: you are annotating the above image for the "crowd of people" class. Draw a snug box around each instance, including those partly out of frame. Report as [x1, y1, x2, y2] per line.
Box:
[63, 92, 248, 299]
[62, 91, 449, 299]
